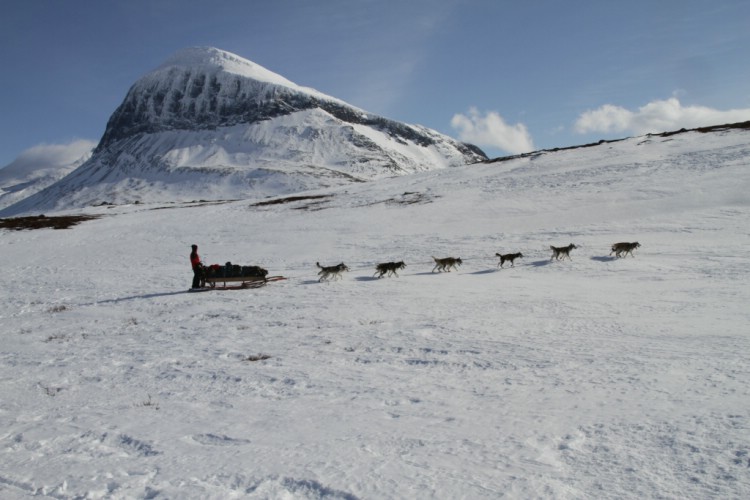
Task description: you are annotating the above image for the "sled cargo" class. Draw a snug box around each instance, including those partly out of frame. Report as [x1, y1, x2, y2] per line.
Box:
[202, 263, 285, 289]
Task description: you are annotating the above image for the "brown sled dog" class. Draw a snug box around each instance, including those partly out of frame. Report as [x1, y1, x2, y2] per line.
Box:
[610, 242, 640, 258]
[316, 262, 350, 282]
[432, 256, 462, 272]
[495, 252, 523, 268]
[374, 261, 406, 278]
[550, 244, 577, 261]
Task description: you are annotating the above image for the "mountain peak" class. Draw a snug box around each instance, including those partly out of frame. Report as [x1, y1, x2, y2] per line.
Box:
[94, 46, 343, 148]
[152, 46, 299, 89]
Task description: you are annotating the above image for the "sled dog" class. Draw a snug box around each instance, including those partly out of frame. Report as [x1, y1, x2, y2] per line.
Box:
[495, 252, 523, 268]
[610, 242, 640, 258]
[550, 244, 578, 261]
[374, 261, 406, 278]
[432, 256, 462, 272]
[316, 262, 350, 282]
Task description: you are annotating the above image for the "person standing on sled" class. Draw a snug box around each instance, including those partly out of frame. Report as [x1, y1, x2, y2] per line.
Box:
[190, 244, 205, 289]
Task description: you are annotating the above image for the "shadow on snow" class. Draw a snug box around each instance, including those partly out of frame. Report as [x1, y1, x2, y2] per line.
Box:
[591, 255, 617, 262]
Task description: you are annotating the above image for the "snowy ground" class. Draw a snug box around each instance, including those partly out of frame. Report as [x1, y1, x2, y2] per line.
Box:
[1, 129, 749, 498]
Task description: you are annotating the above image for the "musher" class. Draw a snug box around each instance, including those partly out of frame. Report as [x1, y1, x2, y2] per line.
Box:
[190, 244, 205, 289]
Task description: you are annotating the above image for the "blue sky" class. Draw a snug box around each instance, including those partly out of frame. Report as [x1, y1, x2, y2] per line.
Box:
[1, 0, 749, 167]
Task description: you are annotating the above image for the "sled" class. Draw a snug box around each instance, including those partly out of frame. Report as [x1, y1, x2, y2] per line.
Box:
[203, 275, 286, 290]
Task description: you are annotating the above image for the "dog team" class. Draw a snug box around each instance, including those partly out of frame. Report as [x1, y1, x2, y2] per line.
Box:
[315, 242, 640, 281]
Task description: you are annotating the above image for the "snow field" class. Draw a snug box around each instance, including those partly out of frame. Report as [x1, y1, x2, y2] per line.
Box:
[1, 130, 749, 498]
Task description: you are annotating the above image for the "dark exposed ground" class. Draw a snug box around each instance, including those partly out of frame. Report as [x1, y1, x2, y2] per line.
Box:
[0, 214, 102, 231]
[250, 194, 333, 207]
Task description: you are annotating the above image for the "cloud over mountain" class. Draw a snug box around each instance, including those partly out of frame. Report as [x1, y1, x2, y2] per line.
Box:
[451, 107, 535, 155]
[0, 140, 95, 210]
[574, 97, 750, 136]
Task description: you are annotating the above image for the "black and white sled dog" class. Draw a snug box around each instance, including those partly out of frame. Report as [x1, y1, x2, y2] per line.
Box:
[495, 252, 523, 268]
[610, 241, 641, 258]
[431, 256, 462, 272]
[316, 262, 350, 282]
[374, 261, 406, 278]
[550, 243, 578, 261]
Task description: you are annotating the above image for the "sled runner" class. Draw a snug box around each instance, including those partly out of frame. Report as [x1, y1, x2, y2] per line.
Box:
[203, 275, 286, 290]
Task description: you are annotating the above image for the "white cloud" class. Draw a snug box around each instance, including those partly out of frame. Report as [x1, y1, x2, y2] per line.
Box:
[451, 108, 535, 155]
[575, 98, 750, 136]
[0, 140, 95, 179]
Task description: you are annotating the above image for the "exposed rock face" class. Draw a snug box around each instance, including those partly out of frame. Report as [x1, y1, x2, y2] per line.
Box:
[99, 50, 483, 158]
[1, 47, 486, 215]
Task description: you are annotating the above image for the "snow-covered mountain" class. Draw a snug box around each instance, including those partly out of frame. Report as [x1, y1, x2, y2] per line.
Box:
[0, 140, 94, 210]
[1, 47, 486, 216]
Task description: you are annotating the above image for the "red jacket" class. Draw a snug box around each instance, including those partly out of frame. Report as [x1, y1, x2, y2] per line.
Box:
[190, 251, 201, 269]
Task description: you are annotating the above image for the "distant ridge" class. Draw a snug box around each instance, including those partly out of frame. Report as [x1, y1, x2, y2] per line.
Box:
[486, 120, 750, 164]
